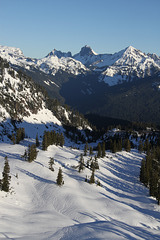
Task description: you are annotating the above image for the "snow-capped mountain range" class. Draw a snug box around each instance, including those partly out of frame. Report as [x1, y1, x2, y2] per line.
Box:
[0, 44, 160, 86]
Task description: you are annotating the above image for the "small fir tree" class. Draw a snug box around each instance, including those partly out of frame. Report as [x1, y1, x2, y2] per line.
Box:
[11, 133, 16, 144]
[1, 156, 11, 192]
[56, 167, 64, 186]
[36, 133, 40, 147]
[60, 133, 65, 147]
[97, 143, 102, 158]
[124, 139, 131, 152]
[102, 141, 106, 158]
[78, 154, 85, 172]
[89, 146, 93, 155]
[27, 144, 38, 162]
[89, 169, 95, 184]
[138, 140, 143, 153]
[49, 157, 54, 171]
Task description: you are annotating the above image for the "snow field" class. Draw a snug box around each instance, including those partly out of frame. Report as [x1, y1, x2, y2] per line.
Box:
[0, 141, 160, 239]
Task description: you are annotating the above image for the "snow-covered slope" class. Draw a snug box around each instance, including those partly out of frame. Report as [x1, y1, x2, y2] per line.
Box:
[0, 140, 160, 239]
[0, 45, 89, 76]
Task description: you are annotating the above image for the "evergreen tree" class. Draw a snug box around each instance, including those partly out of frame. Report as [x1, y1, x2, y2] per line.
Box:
[97, 143, 102, 158]
[56, 167, 64, 186]
[89, 146, 93, 155]
[124, 139, 131, 152]
[36, 133, 40, 147]
[138, 140, 144, 153]
[117, 138, 122, 152]
[112, 140, 117, 153]
[60, 133, 65, 147]
[27, 144, 38, 162]
[11, 133, 16, 144]
[42, 131, 48, 151]
[16, 128, 25, 144]
[1, 156, 11, 192]
[49, 157, 54, 171]
[89, 169, 95, 184]
[94, 156, 99, 170]
[102, 141, 106, 158]
[78, 154, 85, 172]
[149, 170, 158, 198]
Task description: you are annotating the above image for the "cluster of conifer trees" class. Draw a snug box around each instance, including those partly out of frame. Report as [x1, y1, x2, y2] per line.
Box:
[108, 137, 131, 153]
[22, 144, 38, 162]
[11, 128, 25, 144]
[140, 144, 160, 205]
[42, 130, 64, 151]
[77, 142, 103, 186]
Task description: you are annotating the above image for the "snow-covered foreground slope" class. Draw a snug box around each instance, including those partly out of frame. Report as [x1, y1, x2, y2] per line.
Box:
[0, 140, 160, 239]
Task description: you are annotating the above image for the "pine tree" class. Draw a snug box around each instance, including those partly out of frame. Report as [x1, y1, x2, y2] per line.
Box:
[102, 141, 106, 158]
[27, 144, 38, 162]
[89, 169, 95, 184]
[11, 133, 16, 144]
[78, 154, 85, 172]
[89, 146, 93, 155]
[60, 133, 65, 147]
[124, 139, 131, 152]
[36, 133, 40, 147]
[138, 140, 144, 153]
[112, 140, 117, 153]
[97, 143, 101, 158]
[94, 156, 99, 170]
[16, 128, 25, 144]
[56, 167, 64, 186]
[42, 131, 48, 151]
[49, 157, 54, 171]
[1, 156, 11, 192]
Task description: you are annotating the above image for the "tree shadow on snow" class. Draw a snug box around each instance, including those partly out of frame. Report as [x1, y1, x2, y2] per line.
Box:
[17, 167, 55, 184]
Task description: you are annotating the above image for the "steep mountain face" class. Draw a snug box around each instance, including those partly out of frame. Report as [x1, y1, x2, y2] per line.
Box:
[0, 56, 45, 120]
[0, 57, 91, 136]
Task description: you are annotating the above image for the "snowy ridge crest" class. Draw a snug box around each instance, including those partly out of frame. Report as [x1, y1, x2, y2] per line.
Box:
[0, 44, 160, 86]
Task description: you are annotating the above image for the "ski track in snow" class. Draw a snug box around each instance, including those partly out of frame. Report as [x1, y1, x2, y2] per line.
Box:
[0, 141, 160, 239]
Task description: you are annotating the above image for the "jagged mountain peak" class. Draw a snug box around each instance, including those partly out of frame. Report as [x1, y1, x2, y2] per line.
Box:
[78, 45, 98, 57]
[46, 49, 72, 59]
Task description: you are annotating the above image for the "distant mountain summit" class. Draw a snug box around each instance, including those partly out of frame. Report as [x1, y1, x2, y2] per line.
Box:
[46, 49, 72, 58]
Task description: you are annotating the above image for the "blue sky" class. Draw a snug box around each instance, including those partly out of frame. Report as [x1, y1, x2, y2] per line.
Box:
[0, 0, 160, 58]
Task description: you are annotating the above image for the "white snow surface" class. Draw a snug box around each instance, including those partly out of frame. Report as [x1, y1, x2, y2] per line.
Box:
[0, 137, 160, 239]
